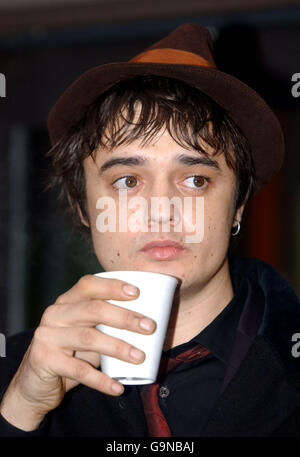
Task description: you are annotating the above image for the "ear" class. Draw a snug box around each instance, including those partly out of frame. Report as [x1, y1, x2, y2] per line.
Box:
[76, 202, 90, 228]
[232, 201, 246, 228]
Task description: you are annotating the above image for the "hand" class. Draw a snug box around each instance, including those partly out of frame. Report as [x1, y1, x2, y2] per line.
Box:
[0, 275, 156, 431]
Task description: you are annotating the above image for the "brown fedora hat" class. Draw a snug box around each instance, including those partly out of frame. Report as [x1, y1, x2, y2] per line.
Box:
[47, 23, 284, 193]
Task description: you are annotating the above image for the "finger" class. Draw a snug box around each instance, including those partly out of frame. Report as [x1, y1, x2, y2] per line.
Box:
[47, 350, 124, 396]
[65, 351, 100, 391]
[42, 299, 156, 334]
[55, 275, 140, 304]
[74, 351, 100, 368]
[35, 326, 146, 365]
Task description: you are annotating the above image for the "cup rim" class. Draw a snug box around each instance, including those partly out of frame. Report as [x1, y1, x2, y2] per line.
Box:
[94, 270, 178, 281]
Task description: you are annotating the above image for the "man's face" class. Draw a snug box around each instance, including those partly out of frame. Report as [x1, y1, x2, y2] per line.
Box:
[81, 129, 244, 298]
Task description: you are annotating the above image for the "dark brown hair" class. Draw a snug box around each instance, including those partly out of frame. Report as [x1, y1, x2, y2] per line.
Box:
[47, 75, 255, 236]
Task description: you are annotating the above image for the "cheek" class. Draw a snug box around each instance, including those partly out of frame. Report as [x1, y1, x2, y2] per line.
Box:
[91, 225, 136, 270]
[92, 231, 120, 268]
[203, 195, 235, 243]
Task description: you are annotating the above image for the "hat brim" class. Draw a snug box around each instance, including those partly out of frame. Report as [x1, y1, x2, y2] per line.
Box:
[47, 62, 284, 194]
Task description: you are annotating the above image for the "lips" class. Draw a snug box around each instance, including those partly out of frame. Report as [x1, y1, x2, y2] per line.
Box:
[140, 239, 186, 260]
[141, 240, 184, 250]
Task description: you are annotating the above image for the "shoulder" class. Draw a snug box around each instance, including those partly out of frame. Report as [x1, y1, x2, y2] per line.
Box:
[230, 255, 300, 304]
[230, 255, 300, 380]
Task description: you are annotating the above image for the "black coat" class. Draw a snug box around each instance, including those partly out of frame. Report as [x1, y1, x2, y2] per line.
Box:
[1, 256, 300, 437]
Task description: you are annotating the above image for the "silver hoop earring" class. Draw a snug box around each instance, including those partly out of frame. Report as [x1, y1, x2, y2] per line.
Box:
[231, 221, 241, 236]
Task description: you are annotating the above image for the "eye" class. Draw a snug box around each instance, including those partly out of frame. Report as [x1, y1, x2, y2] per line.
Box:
[183, 175, 209, 189]
[112, 175, 138, 190]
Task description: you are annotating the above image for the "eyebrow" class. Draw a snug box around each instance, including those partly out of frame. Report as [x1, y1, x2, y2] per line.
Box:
[175, 153, 221, 173]
[98, 153, 222, 175]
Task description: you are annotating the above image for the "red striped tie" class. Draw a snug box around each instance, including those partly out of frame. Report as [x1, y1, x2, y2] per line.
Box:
[140, 344, 210, 437]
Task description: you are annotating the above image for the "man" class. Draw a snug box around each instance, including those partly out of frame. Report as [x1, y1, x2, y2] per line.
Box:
[0, 23, 299, 437]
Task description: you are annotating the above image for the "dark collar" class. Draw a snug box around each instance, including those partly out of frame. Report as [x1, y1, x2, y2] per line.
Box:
[231, 255, 300, 377]
[193, 272, 248, 364]
[164, 255, 300, 378]
[163, 256, 250, 364]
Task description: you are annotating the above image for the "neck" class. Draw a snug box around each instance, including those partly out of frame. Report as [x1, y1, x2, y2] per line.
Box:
[163, 257, 234, 351]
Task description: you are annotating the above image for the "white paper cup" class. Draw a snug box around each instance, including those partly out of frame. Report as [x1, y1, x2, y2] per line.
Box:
[95, 270, 178, 385]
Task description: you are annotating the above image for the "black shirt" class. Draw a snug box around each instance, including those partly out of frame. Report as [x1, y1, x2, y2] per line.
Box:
[139, 263, 249, 436]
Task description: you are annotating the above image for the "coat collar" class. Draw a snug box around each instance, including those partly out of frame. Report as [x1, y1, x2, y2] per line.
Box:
[201, 333, 300, 436]
[201, 256, 300, 436]
[229, 255, 300, 378]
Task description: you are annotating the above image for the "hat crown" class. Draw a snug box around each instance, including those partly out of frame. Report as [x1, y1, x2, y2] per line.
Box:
[143, 23, 216, 67]
[47, 22, 284, 193]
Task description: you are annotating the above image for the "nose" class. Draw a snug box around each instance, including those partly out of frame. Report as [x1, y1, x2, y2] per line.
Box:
[144, 181, 182, 233]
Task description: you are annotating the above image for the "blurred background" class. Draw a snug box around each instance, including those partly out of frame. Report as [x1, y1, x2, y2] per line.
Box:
[0, 0, 299, 336]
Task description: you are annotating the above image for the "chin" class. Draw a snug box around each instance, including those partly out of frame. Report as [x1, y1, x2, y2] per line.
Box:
[139, 261, 186, 280]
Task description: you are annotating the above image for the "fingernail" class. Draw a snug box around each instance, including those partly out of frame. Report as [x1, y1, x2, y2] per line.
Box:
[112, 383, 124, 394]
[123, 284, 138, 296]
[130, 348, 144, 361]
[139, 318, 155, 332]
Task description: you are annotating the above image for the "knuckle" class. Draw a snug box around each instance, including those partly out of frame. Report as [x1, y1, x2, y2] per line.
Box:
[41, 304, 57, 324]
[113, 338, 127, 359]
[86, 300, 102, 319]
[96, 374, 111, 395]
[55, 293, 68, 305]
[122, 309, 134, 329]
[73, 361, 89, 380]
[100, 278, 124, 296]
[78, 274, 94, 291]
[30, 340, 49, 367]
[78, 328, 95, 347]
[33, 325, 48, 343]
[104, 377, 116, 394]
[112, 278, 125, 291]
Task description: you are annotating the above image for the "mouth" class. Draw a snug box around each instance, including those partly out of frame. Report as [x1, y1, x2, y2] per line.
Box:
[140, 239, 186, 261]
